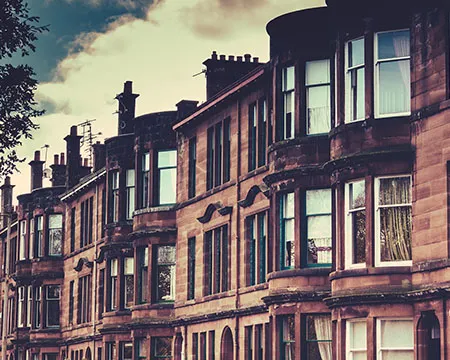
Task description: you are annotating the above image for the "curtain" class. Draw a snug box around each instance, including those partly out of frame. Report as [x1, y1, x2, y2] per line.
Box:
[314, 316, 332, 360]
[308, 105, 330, 134]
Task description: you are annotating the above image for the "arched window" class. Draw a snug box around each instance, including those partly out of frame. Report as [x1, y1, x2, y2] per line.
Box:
[221, 327, 233, 360]
[85, 348, 92, 360]
[417, 311, 441, 360]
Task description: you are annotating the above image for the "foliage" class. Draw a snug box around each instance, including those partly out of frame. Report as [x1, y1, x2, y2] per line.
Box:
[0, 0, 48, 176]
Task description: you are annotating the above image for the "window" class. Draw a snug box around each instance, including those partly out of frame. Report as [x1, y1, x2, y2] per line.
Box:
[208, 331, 215, 360]
[346, 320, 366, 360]
[19, 220, 27, 260]
[29, 218, 33, 259]
[70, 207, 76, 253]
[17, 286, 25, 327]
[280, 193, 295, 269]
[155, 246, 176, 302]
[204, 225, 229, 295]
[375, 30, 411, 117]
[258, 98, 267, 167]
[45, 285, 60, 327]
[305, 60, 331, 134]
[255, 325, 263, 360]
[109, 170, 119, 223]
[206, 118, 231, 190]
[200, 332, 207, 360]
[109, 258, 118, 310]
[33, 286, 41, 329]
[124, 257, 134, 308]
[345, 38, 365, 122]
[280, 315, 295, 360]
[247, 211, 268, 286]
[305, 189, 332, 267]
[106, 342, 116, 360]
[188, 137, 197, 199]
[249, 103, 257, 172]
[345, 180, 366, 267]
[98, 268, 104, 319]
[9, 236, 16, 274]
[304, 315, 332, 360]
[281, 66, 295, 139]
[193, 333, 199, 360]
[375, 176, 411, 266]
[156, 150, 177, 205]
[377, 318, 413, 359]
[26, 286, 32, 327]
[245, 326, 253, 360]
[48, 214, 63, 256]
[120, 342, 132, 360]
[126, 169, 135, 219]
[7, 297, 15, 334]
[69, 280, 74, 324]
[77, 275, 91, 324]
[80, 197, 93, 247]
[137, 247, 148, 304]
[152, 337, 172, 359]
[187, 237, 196, 300]
[140, 152, 150, 208]
[43, 354, 58, 360]
[35, 215, 43, 258]
[136, 339, 148, 360]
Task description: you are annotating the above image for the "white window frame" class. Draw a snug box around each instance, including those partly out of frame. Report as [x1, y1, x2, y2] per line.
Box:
[346, 319, 367, 360]
[110, 258, 118, 310]
[17, 286, 25, 327]
[376, 318, 414, 359]
[345, 37, 365, 123]
[19, 220, 27, 261]
[374, 175, 412, 267]
[374, 29, 411, 119]
[126, 169, 135, 220]
[124, 257, 134, 308]
[345, 179, 366, 269]
[282, 66, 295, 140]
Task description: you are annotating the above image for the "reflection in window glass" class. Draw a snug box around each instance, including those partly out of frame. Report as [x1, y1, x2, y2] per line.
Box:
[126, 169, 135, 220]
[281, 193, 295, 269]
[45, 285, 60, 327]
[157, 150, 177, 205]
[347, 180, 366, 266]
[152, 337, 172, 359]
[282, 66, 295, 139]
[48, 214, 63, 256]
[124, 257, 134, 308]
[346, 38, 365, 122]
[156, 246, 176, 301]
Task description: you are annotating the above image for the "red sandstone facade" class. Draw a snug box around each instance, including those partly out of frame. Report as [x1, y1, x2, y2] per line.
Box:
[0, 1, 449, 359]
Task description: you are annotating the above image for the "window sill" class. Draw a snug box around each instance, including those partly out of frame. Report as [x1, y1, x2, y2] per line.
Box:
[267, 267, 331, 280]
[268, 134, 328, 154]
[201, 289, 236, 302]
[238, 282, 268, 294]
[134, 205, 176, 215]
[240, 165, 269, 182]
[103, 309, 131, 317]
[177, 180, 236, 210]
[30, 327, 60, 334]
[131, 302, 174, 310]
[329, 266, 412, 280]
[64, 242, 96, 260]
[330, 115, 410, 138]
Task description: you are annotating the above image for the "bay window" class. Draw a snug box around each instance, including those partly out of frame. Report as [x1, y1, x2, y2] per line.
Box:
[304, 315, 332, 360]
[375, 176, 412, 266]
[156, 150, 177, 205]
[124, 257, 134, 308]
[345, 180, 366, 267]
[280, 192, 295, 269]
[155, 245, 176, 302]
[346, 320, 367, 359]
[305, 60, 331, 134]
[377, 319, 413, 359]
[282, 66, 295, 139]
[305, 189, 332, 267]
[48, 214, 62, 256]
[375, 30, 411, 117]
[345, 38, 365, 122]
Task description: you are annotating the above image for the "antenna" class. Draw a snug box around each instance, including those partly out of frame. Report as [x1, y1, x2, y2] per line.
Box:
[41, 144, 52, 179]
[77, 119, 101, 167]
[193, 69, 206, 77]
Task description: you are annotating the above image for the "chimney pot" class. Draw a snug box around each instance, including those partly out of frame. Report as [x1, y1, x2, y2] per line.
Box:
[228, 55, 235, 61]
[244, 54, 251, 62]
[4, 176, 10, 186]
[54, 154, 59, 165]
[124, 80, 132, 94]
[34, 151, 40, 161]
[219, 54, 226, 60]
[70, 125, 77, 136]
[60, 153, 65, 165]
[253, 57, 259, 63]
[237, 56, 243, 62]
[83, 158, 88, 167]
[211, 51, 218, 60]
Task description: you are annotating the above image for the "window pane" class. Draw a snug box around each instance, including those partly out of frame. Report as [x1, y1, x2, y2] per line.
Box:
[49, 214, 62, 228]
[349, 38, 364, 67]
[352, 210, 366, 264]
[158, 246, 176, 263]
[283, 66, 295, 90]
[158, 150, 177, 167]
[305, 60, 330, 85]
[124, 257, 134, 275]
[350, 181, 365, 209]
[306, 189, 331, 214]
[126, 169, 135, 186]
[284, 193, 295, 217]
[378, 30, 410, 59]
[379, 177, 411, 205]
[350, 321, 366, 348]
[380, 207, 411, 262]
[159, 168, 177, 204]
[142, 152, 150, 171]
[154, 337, 172, 357]
[381, 351, 413, 360]
[110, 258, 118, 276]
[378, 60, 410, 115]
[380, 319, 413, 348]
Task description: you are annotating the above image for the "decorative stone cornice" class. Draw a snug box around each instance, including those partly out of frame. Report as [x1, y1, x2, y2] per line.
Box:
[197, 202, 232, 224]
[238, 184, 271, 208]
[74, 257, 94, 272]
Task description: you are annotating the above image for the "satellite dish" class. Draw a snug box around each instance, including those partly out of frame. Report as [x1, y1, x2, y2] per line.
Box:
[43, 168, 52, 179]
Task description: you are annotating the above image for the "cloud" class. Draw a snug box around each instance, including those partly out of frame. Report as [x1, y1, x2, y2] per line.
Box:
[13, 0, 325, 200]
[54, 0, 154, 11]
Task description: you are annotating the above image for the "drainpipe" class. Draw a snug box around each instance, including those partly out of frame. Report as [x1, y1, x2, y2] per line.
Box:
[235, 97, 242, 360]
[93, 182, 99, 359]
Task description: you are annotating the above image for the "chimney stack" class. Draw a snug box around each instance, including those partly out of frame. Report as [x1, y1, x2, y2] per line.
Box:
[64, 126, 82, 189]
[92, 142, 106, 172]
[29, 150, 44, 191]
[116, 81, 140, 135]
[176, 100, 199, 122]
[50, 153, 66, 187]
[0, 177, 14, 228]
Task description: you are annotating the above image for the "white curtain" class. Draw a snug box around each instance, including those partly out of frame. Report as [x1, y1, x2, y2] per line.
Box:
[314, 316, 332, 360]
[393, 33, 410, 113]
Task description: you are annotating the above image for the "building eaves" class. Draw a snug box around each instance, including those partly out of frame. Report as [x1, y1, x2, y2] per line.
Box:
[60, 167, 106, 202]
[173, 64, 267, 131]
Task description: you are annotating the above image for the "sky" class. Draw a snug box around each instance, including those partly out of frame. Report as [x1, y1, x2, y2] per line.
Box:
[9, 0, 324, 203]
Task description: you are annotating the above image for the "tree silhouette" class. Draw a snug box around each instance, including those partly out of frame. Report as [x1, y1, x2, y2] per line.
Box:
[0, 0, 48, 176]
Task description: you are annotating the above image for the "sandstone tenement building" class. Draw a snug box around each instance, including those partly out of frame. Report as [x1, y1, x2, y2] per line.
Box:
[0, 0, 449, 359]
